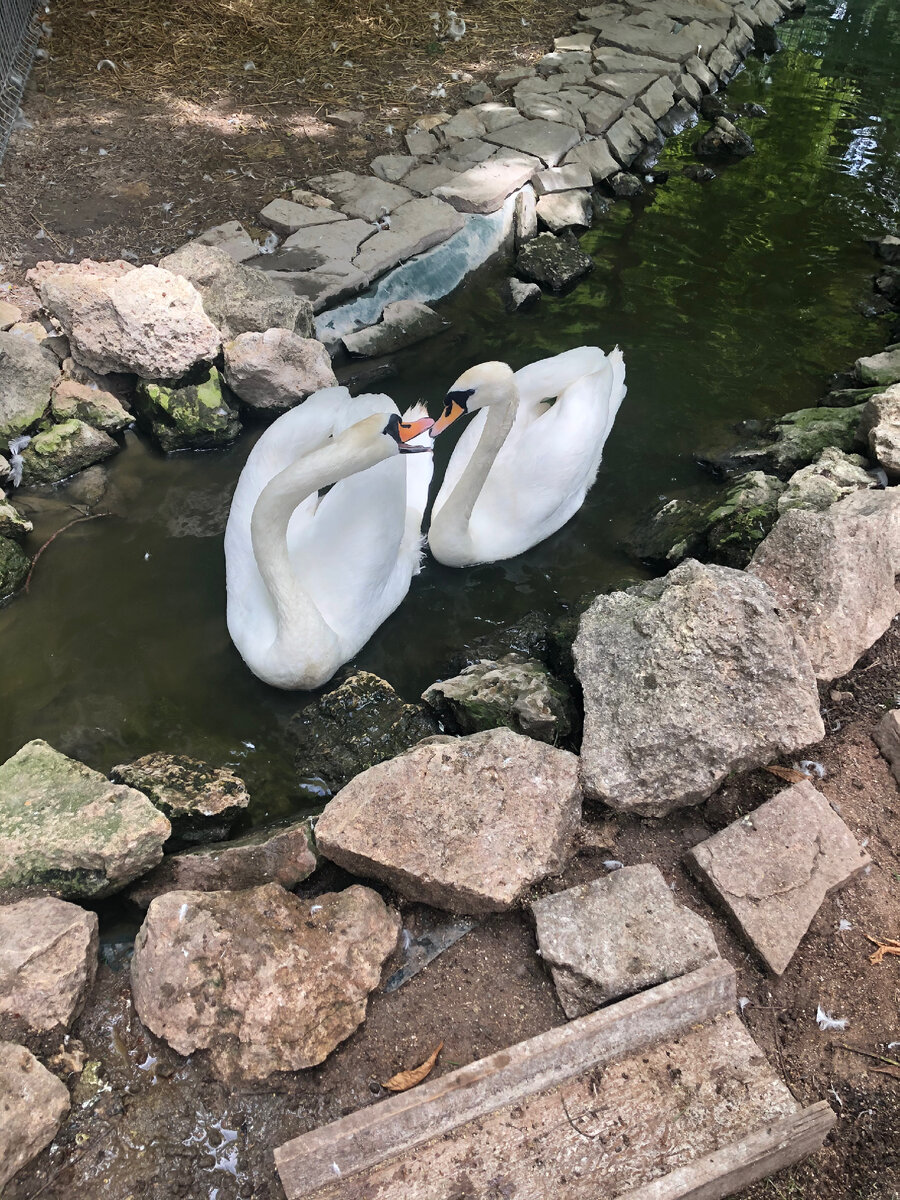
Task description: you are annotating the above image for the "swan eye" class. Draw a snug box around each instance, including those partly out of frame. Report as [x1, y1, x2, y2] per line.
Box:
[445, 388, 474, 414]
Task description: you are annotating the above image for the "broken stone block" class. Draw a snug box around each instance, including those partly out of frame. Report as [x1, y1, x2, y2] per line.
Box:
[192, 220, 258, 262]
[505, 277, 542, 311]
[223, 329, 337, 411]
[482, 117, 581, 166]
[515, 232, 594, 292]
[109, 752, 250, 846]
[0, 1040, 70, 1191]
[341, 300, 449, 358]
[315, 728, 581, 915]
[858, 383, 900, 479]
[351, 197, 465, 280]
[685, 781, 871, 974]
[433, 153, 541, 214]
[531, 864, 720, 1017]
[563, 138, 619, 182]
[536, 190, 593, 233]
[306, 171, 413, 221]
[370, 154, 418, 182]
[259, 198, 347, 235]
[872, 709, 900, 786]
[532, 163, 594, 195]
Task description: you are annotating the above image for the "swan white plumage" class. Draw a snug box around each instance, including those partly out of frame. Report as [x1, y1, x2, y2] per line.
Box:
[224, 387, 433, 690]
[427, 346, 627, 567]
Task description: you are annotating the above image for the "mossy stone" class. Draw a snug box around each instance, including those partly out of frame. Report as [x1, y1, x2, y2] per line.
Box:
[134, 366, 241, 452]
[0, 535, 29, 599]
[20, 418, 119, 484]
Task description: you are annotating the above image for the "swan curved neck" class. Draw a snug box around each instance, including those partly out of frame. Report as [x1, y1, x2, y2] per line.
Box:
[442, 382, 517, 530]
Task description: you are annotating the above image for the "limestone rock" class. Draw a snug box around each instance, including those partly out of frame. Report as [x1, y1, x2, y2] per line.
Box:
[0, 299, 22, 330]
[422, 655, 572, 744]
[0, 1040, 70, 1191]
[561, 140, 618, 186]
[704, 471, 786, 567]
[20, 419, 119, 485]
[0, 331, 59, 445]
[0, 739, 171, 898]
[316, 728, 581, 914]
[370, 154, 418, 183]
[749, 488, 900, 681]
[531, 864, 721, 1017]
[716, 404, 867, 479]
[134, 367, 241, 451]
[858, 383, 900, 479]
[856, 344, 900, 388]
[289, 671, 437, 793]
[505, 277, 542, 311]
[433, 153, 541, 214]
[778, 446, 874, 512]
[263, 259, 370, 314]
[223, 329, 337, 411]
[306, 171, 413, 221]
[352, 197, 465, 280]
[695, 116, 755, 158]
[159, 242, 314, 340]
[110, 753, 250, 845]
[0, 497, 32, 539]
[482, 118, 581, 166]
[686, 781, 870, 974]
[342, 300, 449, 358]
[575, 560, 825, 817]
[0, 536, 29, 599]
[536, 190, 593, 233]
[192, 220, 258, 262]
[131, 883, 398, 1079]
[281, 218, 376, 262]
[129, 819, 317, 908]
[38, 262, 221, 379]
[50, 378, 131, 434]
[514, 185, 538, 247]
[403, 162, 460, 196]
[259, 198, 348, 234]
[515, 232, 594, 292]
[0, 897, 98, 1035]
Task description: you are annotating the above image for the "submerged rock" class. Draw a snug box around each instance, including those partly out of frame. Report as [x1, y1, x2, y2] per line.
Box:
[627, 496, 710, 567]
[289, 672, 437, 793]
[341, 300, 450, 358]
[20, 418, 119, 485]
[819, 384, 884, 408]
[0, 1040, 70, 1191]
[0, 739, 171, 898]
[159, 242, 314, 340]
[778, 446, 874, 511]
[0, 535, 30, 599]
[504, 277, 541, 311]
[316, 727, 581, 914]
[131, 883, 398, 1079]
[515, 232, 593, 292]
[134, 367, 241, 452]
[50, 378, 131, 434]
[223, 329, 337, 411]
[128, 818, 317, 908]
[704, 471, 786, 567]
[705, 405, 866, 479]
[0, 331, 58, 445]
[575, 560, 824, 817]
[856, 344, 900, 388]
[110, 753, 250, 845]
[422, 655, 572, 744]
[0, 897, 98, 1036]
[858, 383, 900, 479]
[35, 260, 221, 379]
[750, 487, 900, 681]
[694, 117, 755, 159]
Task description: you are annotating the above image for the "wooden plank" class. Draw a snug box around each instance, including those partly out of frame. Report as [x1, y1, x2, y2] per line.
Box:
[621, 1102, 836, 1200]
[275, 959, 736, 1199]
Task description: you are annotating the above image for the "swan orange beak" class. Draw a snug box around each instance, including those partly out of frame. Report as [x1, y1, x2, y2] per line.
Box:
[397, 415, 434, 453]
[430, 398, 467, 438]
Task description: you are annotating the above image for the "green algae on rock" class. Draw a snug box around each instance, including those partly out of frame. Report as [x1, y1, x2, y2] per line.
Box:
[0, 498, 33, 541]
[20, 418, 119, 485]
[0, 536, 30, 600]
[134, 366, 241, 452]
[110, 752, 250, 846]
[0, 739, 170, 898]
[50, 379, 131, 435]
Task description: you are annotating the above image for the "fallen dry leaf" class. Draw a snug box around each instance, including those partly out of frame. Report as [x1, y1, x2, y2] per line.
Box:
[764, 765, 809, 783]
[383, 1042, 443, 1093]
[866, 934, 900, 965]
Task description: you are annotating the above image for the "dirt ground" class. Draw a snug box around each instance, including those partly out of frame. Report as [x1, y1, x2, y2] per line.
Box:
[5, 622, 900, 1200]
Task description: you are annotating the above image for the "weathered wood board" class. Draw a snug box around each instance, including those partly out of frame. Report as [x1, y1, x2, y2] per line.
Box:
[275, 960, 834, 1200]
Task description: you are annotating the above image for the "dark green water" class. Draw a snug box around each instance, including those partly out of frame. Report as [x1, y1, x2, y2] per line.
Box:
[2, 0, 899, 825]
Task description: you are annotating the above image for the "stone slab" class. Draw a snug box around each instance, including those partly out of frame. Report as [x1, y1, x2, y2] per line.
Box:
[401, 162, 460, 195]
[563, 137, 619, 181]
[265, 261, 369, 313]
[283, 219, 377, 261]
[481, 118, 581, 166]
[341, 299, 449, 357]
[638, 74, 677, 120]
[193, 220, 259, 262]
[433, 153, 541, 214]
[531, 163, 594, 196]
[581, 89, 627, 134]
[531, 864, 721, 1017]
[260, 199, 347, 235]
[536, 190, 593, 232]
[686, 781, 871, 974]
[306, 172, 413, 221]
[352, 197, 465, 280]
[370, 154, 417, 182]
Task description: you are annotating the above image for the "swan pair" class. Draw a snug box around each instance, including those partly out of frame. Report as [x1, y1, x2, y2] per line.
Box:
[225, 346, 627, 690]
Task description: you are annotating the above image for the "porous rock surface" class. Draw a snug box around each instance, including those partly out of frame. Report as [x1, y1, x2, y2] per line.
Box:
[0, 1039, 70, 1191]
[574, 560, 825, 817]
[0, 739, 171, 898]
[128, 818, 317, 908]
[110, 752, 250, 845]
[0, 897, 98, 1035]
[0, 536, 30, 599]
[777, 446, 874, 512]
[20, 418, 119, 485]
[421, 655, 572, 744]
[130, 883, 399, 1079]
[531, 864, 721, 1017]
[160, 242, 314, 340]
[50, 378, 131, 434]
[515, 231, 593, 292]
[223, 328, 337, 410]
[315, 727, 581, 914]
[858, 383, 900, 479]
[0, 331, 59, 444]
[685, 781, 871, 974]
[35, 261, 221, 379]
[749, 487, 900, 681]
[133, 367, 241, 451]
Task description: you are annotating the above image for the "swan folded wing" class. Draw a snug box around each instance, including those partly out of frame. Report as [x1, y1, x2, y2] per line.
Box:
[512, 346, 610, 429]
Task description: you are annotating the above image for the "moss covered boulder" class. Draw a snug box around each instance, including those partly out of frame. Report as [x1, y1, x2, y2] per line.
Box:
[422, 655, 573, 744]
[0, 740, 171, 898]
[20, 419, 119, 485]
[856, 344, 900, 388]
[134, 366, 241, 452]
[110, 752, 250, 846]
[778, 447, 874, 512]
[515, 232, 593, 292]
[704, 472, 785, 568]
[767, 405, 866, 476]
[0, 535, 30, 600]
[0, 499, 32, 541]
[289, 672, 438, 793]
[50, 378, 131, 434]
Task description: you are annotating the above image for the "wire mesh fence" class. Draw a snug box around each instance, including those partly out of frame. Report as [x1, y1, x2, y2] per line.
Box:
[0, 0, 41, 166]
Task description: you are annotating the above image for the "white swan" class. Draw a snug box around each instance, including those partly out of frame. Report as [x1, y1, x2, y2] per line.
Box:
[427, 346, 627, 567]
[224, 387, 433, 690]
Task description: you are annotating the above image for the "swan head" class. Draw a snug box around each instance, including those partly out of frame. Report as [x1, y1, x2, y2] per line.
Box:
[430, 362, 515, 437]
[343, 411, 434, 454]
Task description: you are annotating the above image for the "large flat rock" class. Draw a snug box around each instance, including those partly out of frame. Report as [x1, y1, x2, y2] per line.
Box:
[531, 864, 721, 1017]
[433, 152, 541, 213]
[749, 488, 900, 681]
[686, 781, 871, 974]
[0, 1040, 70, 1191]
[109, 752, 250, 845]
[0, 897, 98, 1035]
[315, 728, 581, 914]
[482, 119, 581, 166]
[352, 197, 465, 280]
[306, 172, 413, 221]
[0, 739, 171, 898]
[131, 883, 398, 1080]
[575, 560, 825, 816]
[341, 300, 449, 358]
[282, 218, 377, 262]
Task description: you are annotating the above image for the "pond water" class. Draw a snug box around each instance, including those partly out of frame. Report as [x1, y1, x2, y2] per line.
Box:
[2, 0, 899, 829]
